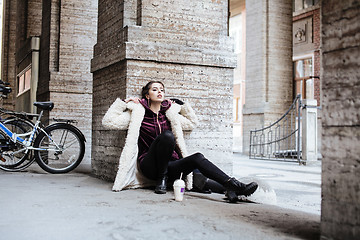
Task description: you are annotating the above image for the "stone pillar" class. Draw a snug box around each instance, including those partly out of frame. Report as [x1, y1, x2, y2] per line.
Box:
[39, 0, 98, 169]
[321, 1, 360, 239]
[91, 0, 236, 181]
[242, 0, 293, 154]
[301, 99, 317, 162]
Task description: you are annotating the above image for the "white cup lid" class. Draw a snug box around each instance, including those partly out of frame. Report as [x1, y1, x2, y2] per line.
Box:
[173, 179, 185, 187]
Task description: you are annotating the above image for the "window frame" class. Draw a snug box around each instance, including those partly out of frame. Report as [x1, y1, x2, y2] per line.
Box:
[17, 65, 32, 97]
[293, 54, 314, 99]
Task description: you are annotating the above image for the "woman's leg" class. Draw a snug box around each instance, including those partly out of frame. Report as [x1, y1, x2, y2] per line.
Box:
[168, 153, 258, 202]
[168, 153, 230, 184]
[193, 170, 226, 194]
[139, 130, 175, 193]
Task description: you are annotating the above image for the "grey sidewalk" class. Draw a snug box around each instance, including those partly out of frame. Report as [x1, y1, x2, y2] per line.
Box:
[232, 153, 321, 215]
[0, 157, 321, 240]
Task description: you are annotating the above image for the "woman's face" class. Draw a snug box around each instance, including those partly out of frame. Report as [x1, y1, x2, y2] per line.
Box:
[147, 83, 165, 103]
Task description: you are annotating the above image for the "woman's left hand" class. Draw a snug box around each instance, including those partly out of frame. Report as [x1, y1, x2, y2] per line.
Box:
[170, 98, 184, 105]
[125, 97, 140, 104]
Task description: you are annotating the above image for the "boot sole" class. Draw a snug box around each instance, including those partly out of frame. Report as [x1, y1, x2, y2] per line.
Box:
[155, 188, 167, 194]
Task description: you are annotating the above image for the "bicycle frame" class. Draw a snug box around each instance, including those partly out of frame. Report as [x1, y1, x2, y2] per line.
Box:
[0, 110, 62, 153]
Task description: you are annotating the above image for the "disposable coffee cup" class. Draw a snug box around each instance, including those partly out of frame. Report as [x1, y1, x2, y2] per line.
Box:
[173, 176, 185, 202]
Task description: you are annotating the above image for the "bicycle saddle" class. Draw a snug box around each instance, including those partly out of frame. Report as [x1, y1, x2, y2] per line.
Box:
[34, 101, 54, 111]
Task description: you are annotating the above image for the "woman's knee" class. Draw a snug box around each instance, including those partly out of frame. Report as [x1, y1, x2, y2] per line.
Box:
[192, 152, 206, 161]
[159, 130, 175, 144]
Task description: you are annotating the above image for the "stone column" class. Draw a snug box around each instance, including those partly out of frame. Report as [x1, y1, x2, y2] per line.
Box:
[321, 1, 360, 239]
[242, 0, 293, 154]
[91, 0, 236, 181]
[39, 0, 98, 169]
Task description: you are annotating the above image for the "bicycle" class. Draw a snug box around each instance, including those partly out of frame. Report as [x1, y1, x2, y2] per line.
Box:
[0, 83, 86, 173]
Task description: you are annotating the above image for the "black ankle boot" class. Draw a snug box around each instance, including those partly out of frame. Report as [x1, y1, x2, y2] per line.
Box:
[224, 178, 258, 197]
[155, 176, 168, 194]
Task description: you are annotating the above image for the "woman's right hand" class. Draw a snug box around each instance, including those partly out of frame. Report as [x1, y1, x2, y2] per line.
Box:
[124, 97, 140, 104]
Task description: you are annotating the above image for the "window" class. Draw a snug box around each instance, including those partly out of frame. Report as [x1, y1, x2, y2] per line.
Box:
[233, 97, 241, 123]
[293, 58, 314, 99]
[293, 0, 319, 12]
[229, 14, 242, 55]
[17, 67, 31, 96]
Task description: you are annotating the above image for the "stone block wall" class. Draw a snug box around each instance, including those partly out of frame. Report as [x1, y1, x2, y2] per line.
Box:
[39, 0, 98, 168]
[92, 0, 236, 181]
[321, 1, 360, 239]
[243, 0, 293, 153]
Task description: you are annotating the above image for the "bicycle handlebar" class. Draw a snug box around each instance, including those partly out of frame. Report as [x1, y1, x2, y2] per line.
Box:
[0, 84, 12, 98]
[0, 80, 10, 86]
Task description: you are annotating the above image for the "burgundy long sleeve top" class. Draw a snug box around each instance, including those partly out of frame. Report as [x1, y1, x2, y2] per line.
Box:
[137, 98, 180, 163]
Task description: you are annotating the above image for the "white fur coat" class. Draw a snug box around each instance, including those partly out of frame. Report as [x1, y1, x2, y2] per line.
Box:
[102, 98, 199, 191]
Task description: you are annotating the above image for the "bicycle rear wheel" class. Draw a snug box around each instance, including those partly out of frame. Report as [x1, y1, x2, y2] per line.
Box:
[33, 123, 85, 173]
[0, 119, 34, 171]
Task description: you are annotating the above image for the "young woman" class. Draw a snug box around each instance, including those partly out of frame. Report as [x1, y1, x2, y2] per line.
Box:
[102, 81, 257, 203]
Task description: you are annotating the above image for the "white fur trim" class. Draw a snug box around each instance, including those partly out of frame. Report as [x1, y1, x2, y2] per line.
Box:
[102, 98, 130, 130]
[180, 102, 199, 129]
[112, 104, 145, 191]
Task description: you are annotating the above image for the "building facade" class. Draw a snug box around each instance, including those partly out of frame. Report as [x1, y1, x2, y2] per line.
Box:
[1, 0, 98, 167]
[229, 0, 322, 157]
[1, 1, 359, 238]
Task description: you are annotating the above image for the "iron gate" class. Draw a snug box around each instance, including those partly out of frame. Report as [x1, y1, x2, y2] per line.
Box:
[249, 94, 303, 163]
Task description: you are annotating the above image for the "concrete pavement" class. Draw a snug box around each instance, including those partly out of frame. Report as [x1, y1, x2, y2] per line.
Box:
[0, 155, 321, 240]
[232, 154, 321, 215]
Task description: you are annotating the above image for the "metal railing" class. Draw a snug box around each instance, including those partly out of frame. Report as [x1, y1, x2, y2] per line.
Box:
[249, 94, 302, 163]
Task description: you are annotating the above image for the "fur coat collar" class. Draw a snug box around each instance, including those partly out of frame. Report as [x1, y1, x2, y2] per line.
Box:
[102, 98, 198, 191]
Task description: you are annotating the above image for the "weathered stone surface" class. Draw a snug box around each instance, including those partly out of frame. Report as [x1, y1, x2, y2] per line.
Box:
[321, 1, 360, 52]
[242, 0, 293, 153]
[92, 61, 127, 180]
[50, 92, 93, 164]
[38, 0, 98, 166]
[321, 1, 360, 239]
[322, 85, 360, 126]
[92, 0, 236, 181]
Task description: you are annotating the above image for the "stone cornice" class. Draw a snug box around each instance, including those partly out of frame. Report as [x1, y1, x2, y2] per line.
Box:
[91, 26, 237, 72]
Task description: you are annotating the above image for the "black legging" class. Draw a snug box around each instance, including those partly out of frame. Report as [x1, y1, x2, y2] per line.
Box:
[139, 130, 230, 185]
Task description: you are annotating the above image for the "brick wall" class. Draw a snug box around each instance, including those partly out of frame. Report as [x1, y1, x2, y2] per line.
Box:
[313, 9, 321, 105]
[92, 0, 236, 181]
[321, 1, 360, 239]
[1, 0, 18, 110]
[2, 0, 43, 109]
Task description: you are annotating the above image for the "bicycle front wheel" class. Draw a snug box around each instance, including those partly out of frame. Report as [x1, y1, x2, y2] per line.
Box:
[34, 123, 85, 174]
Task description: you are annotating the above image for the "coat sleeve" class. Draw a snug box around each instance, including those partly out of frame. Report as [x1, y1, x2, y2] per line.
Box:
[102, 98, 131, 130]
[177, 102, 199, 131]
